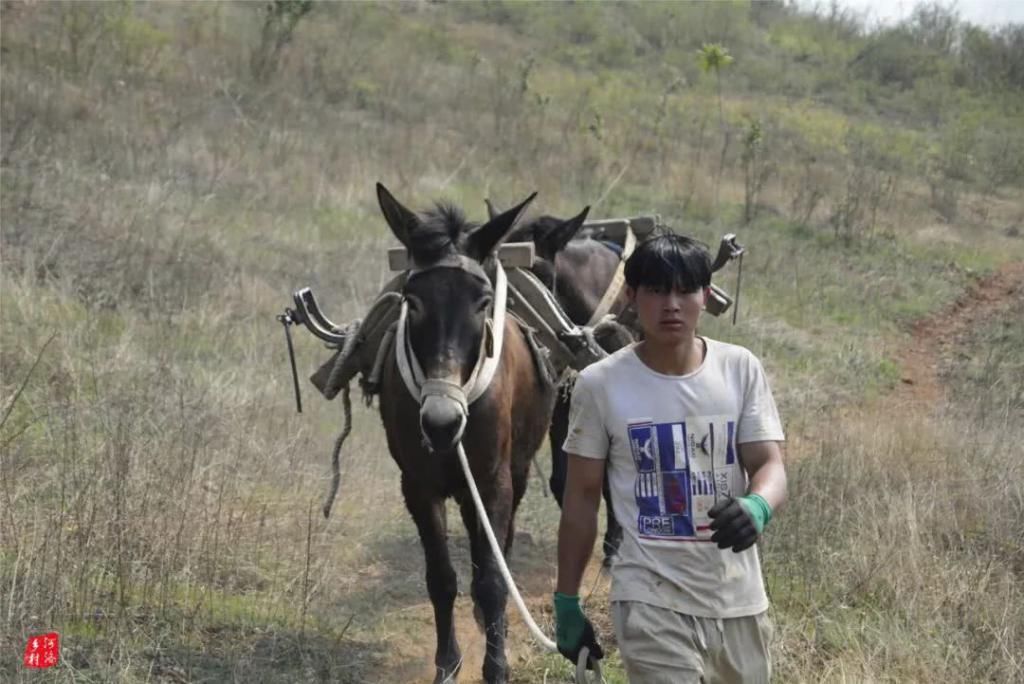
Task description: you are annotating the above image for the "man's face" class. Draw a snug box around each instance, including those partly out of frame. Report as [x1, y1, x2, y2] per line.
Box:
[628, 284, 708, 345]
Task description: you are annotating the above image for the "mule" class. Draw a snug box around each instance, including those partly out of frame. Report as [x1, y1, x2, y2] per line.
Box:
[496, 202, 636, 566]
[376, 184, 556, 684]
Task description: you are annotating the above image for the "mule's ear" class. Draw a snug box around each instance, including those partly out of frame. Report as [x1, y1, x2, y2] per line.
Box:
[376, 182, 418, 248]
[484, 198, 500, 221]
[467, 191, 537, 260]
[537, 205, 590, 260]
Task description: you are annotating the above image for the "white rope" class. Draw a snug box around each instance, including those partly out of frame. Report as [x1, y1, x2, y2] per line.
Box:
[456, 442, 602, 684]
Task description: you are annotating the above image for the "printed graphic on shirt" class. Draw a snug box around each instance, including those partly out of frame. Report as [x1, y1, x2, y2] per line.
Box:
[627, 416, 739, 541]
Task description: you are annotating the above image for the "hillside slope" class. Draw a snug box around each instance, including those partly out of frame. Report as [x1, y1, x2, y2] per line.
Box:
[2, 2, 1023, 682]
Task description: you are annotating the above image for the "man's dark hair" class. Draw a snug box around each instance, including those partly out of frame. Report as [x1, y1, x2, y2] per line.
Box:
[624, 233, 712, 293]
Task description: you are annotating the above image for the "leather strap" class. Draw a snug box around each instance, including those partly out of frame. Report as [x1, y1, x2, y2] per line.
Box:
[586, 225, 636, 327]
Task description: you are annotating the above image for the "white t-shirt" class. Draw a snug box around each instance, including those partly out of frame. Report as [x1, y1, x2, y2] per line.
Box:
[562, 337, 785, 618]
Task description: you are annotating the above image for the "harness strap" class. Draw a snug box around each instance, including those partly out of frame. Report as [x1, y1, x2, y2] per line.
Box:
[507, 267, 577, 330]
[395, 301, 423, 398]
[505, 268, 578, 374]
[362, 321, 398, 401]
[600, 240, 623, 257]
[468, 262, 506, 404]
[586, 225, 637, 327]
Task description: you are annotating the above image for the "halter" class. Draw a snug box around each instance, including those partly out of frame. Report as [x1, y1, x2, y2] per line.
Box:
[395, 255, 508, 413]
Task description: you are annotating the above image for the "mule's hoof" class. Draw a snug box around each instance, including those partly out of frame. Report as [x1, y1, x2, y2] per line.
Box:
[482, 659, 509, 684]
[434, 656, 463, 684]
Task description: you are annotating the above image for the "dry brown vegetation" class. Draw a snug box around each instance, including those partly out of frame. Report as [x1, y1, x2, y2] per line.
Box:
[2, 1, 1023, 682]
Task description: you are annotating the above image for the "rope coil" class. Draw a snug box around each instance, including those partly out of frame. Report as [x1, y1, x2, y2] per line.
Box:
[321, 319, 362, 519]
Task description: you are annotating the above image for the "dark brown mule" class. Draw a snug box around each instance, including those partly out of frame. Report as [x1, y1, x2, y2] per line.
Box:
[376, 184, 556, 684]
[498, 203, 635, 566]
[505, 210, 629, 326]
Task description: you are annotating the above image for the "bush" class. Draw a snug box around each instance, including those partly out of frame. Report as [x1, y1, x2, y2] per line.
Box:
[849, 27, 946, 90]
[250, 0, 313, 83]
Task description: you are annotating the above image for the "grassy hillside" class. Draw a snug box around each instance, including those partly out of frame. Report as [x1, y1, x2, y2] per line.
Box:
[2, 1, 1022, 682]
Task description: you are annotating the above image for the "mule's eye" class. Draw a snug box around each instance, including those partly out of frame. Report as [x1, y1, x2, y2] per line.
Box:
[476, 296, 492, 313]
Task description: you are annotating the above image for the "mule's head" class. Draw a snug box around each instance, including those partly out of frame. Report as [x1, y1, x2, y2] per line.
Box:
[488, 200, 591, 292]
[491, 201, 632, 325]
[378, 183, 535, 452]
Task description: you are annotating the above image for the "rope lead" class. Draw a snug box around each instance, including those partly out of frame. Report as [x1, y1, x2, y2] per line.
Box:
[456, 442, 603, 683]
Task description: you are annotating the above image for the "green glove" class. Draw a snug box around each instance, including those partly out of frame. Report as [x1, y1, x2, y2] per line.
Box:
[554, 592, 585, 649]
[709, 493, 773, 552]
[738, 493, 773, 533]
[553, 592, 604, 666]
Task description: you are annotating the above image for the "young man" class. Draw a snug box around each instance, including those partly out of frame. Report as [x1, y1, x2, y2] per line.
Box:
[553, 234, 787, 683]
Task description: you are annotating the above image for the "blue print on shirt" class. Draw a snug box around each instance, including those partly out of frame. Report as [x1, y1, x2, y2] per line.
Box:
[628, 418, 737, 540]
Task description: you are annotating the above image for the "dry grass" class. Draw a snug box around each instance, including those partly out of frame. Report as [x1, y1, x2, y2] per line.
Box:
[767, 400, 1024, 682]
[2, 2, 1024, 682]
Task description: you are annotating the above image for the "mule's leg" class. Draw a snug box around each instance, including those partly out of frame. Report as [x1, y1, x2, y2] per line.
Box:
[503, 452, 531, 558]
[457, 473, 514, 684]
[550, 390, 621, 565]
[601, 475, 623, 566]
[403, 480, 462, 683]
[547, 392, 570, 506]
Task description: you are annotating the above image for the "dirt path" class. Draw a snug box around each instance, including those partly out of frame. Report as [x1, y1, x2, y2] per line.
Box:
[374, 530, 610, 684]
[893, 260, 1024, 407]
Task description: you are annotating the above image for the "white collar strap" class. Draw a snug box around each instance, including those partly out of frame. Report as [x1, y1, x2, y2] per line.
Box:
[586, 225, 637, 327]
[395, 261, 508, 407]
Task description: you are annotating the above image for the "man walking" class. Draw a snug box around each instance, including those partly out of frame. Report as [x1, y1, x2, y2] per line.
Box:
[554, 233, 787, 683]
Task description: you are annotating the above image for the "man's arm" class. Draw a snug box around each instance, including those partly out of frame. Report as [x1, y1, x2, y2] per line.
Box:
[556, 454, 605, 595]
[739, 440, 787, 510]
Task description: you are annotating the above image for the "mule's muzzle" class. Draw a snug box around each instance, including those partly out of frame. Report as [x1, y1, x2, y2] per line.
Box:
[419, 379, 468, 452]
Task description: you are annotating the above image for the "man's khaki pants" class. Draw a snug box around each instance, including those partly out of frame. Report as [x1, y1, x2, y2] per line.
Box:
[611, 601, 773, 684]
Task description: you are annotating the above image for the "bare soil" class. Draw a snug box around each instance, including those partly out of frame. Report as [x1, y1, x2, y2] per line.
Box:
[373, 529, 612, 684]
[894, 261, 1024, 407]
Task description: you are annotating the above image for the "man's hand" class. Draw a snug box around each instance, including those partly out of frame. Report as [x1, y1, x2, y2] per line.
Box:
[553, 593, 603, 668]
[708, 494, 773, 552]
